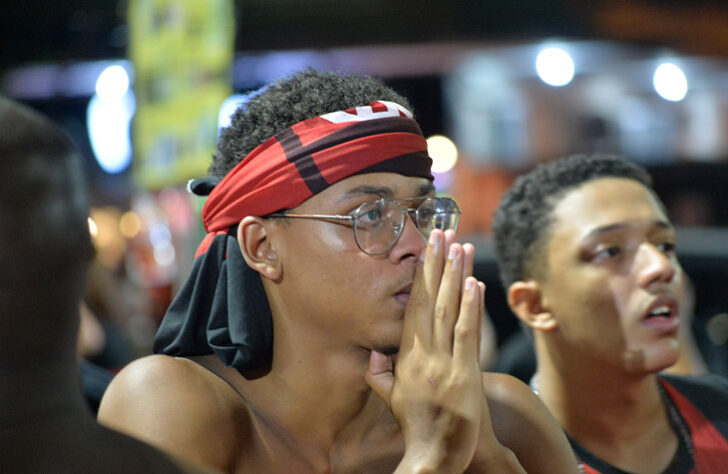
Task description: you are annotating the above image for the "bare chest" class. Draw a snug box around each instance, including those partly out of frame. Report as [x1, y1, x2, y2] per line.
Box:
[230, 420, 493, 474]
[230, 416, 404, 474]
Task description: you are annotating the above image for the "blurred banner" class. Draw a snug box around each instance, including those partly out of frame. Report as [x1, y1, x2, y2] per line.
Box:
[129, 0, 234, 190]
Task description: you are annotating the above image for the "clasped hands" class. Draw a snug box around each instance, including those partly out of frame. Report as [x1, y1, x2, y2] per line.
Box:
[367, 229, 496, 473]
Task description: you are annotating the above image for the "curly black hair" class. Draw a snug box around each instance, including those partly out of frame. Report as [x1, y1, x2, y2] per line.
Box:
[208, 68, 413, 179]
[492, 154, 653, 289]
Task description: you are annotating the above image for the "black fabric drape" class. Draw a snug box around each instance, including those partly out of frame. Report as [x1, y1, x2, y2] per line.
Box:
[153, 227, 273, 371]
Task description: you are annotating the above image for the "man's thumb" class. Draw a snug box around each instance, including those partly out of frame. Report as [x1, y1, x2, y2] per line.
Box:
[365, 350, 394, 406]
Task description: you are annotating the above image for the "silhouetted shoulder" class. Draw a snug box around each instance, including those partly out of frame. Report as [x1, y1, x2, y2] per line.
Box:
[83, 423, 221, 474]
[2, 396, 219, 474]
[98, 354, 245, 471]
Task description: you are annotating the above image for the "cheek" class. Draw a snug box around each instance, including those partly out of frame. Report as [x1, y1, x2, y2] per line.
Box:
[284, 222, 357, 264]
[550, 275, 623, 334]
[319, 222, 358, 251]
[673, 270, 685, 307]
[604, 277, 636, 318]
[289, 231, 382, 294]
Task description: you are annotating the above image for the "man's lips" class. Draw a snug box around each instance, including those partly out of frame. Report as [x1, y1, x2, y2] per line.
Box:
[394, 284, 412, 306]
[641, 296, 679, 331]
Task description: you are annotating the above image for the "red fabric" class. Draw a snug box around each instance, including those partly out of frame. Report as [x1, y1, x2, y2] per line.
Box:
[580, 380, 728, 474]
[659, 379, 728, 474]
[196, 100, 432, 257]
[579, 463, 600, 474]
[195, 231, 227, 258]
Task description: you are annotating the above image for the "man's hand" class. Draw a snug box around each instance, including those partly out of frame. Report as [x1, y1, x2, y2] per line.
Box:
[366, 229, 487, 473]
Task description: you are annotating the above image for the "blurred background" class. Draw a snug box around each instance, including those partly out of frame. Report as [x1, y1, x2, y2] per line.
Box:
[3, 0, 727, 377]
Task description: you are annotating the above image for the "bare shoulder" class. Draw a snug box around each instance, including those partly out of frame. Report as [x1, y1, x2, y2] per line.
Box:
[481, 372, 578, 474]
[481, 371, 541, 414]
[100, 354, 234, 411]
[98, 354, 245, 471]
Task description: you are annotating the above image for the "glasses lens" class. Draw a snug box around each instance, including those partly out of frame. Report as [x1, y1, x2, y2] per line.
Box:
[416, 197, 460, 236]
[353, 200, 405, 255]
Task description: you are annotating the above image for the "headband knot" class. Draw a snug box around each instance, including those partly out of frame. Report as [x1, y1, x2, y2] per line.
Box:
[187, 177, 220, 196]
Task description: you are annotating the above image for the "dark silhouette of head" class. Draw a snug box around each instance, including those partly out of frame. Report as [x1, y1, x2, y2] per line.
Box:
[0, 96, 208, 474]
[0, 96, 94, 361]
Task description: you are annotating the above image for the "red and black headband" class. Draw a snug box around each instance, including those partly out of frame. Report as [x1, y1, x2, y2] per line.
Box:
[155, 100, 433, 369]
[194, 100, 433, 256]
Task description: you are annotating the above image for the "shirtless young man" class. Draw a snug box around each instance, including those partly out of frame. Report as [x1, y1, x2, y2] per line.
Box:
[0, 96, 212, 473]
[492, 154, 728, 473]
[99, 70, 578, 473]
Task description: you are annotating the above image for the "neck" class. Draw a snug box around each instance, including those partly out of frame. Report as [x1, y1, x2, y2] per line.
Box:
[238, 325, 388, 471]
[534, 340, 667, 445]
[533, 337, 688, 473]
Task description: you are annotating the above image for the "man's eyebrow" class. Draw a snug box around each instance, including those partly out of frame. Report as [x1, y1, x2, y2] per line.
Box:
[338, 186, 395, 201]
[417, 182, 437, 196]
[583, 219, 674, 240]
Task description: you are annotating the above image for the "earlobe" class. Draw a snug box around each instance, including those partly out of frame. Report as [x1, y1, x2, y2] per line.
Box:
[237, 216, 282, 282]
[507, 281, 558, 332]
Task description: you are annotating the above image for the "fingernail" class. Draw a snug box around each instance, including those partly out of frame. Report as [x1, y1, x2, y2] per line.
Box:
[465, 277, 475, 290]
[430, 229, 442, 248]
[448, 244, 459, 260]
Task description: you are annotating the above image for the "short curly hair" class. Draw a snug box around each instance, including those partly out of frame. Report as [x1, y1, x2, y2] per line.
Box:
[208, 68, 413, 179]
[492, 154, 653, 289]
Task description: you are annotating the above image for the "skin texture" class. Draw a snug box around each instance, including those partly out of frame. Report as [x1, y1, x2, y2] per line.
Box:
[535, 177, 681, 374]
[508, 177, 686, 473]
[99, 172, 578, 473]
[367, 228, 488, 472]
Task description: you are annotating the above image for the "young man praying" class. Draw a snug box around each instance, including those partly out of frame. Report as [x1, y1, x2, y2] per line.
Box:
[99, 70, 577, 473]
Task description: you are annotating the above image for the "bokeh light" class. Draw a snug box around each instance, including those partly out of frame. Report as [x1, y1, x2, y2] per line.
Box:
[653, 62, 688, 102]
[119, 211, 143, 239]
[95, 65, 129, 100]
[87, 64, 135, 173]
[536, 46, 575, 87]
[427, 134, 458, 173]
[218, 94, 250, 129]
[88, 217, 98, 240]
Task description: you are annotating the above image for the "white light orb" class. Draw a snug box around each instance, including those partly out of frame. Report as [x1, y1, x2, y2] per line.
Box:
[95, 65, 130, 101]
[426, 135, 458, 173]
[536, 47, 575, 87]
[87, 92, 135, 173]
[218, 94, 250, 129]
[653, 63, 688, 102]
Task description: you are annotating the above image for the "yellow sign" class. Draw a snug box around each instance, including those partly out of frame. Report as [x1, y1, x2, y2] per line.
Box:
[129, 0, 235, 190]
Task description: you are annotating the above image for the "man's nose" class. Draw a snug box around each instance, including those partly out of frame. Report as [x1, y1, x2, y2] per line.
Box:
[636, 243, 677, 289]
[389, 211, 426, 263]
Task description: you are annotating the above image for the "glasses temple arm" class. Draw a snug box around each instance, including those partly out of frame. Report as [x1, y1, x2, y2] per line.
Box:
[268, 213, 354, 222]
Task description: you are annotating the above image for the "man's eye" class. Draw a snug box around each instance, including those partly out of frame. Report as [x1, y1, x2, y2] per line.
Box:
[595, 246, 621, 260]
[358, 207, 383, 225]
[417, 206, 435, 222]
[657, 242, 676, 254]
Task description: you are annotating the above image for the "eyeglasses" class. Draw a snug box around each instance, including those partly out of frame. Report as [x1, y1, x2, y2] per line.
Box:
[268, 196, 461, 256]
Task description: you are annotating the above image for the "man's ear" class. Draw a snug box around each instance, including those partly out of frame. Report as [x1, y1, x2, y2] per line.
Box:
[507, 280, 558, 331]
[237, 216, 281, 282]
